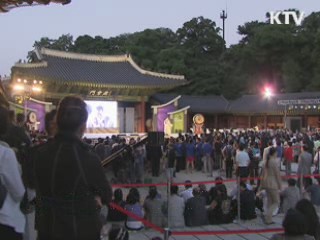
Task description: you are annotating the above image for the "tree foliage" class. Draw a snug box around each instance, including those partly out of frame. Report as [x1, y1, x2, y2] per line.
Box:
[28, 11, 320, 98]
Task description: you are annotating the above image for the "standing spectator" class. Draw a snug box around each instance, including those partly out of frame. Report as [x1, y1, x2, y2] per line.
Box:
[296, 199, 320, 240]
[32, 96, 112, 240]
[163, 185, 185, 228]
[250, 142, 261, 185]
[292, 138, 301, 163]
[166, 143, 176, 180]
[214, 137, 223, 170]
[202, 138, 213, 176]
[143, 187, 166, 227]
[185, 138, 195, 173]
[0, 106, 26, 240]
[222, 140, 234, 179]
[284, 141, 294, 175]
[195, 138, 203, 171]
[314, 147, 320, 175]
[133, 142, 145, 183]
[174, 138, 185, 173]
[235, 144, 250, 179]
[148, 144, 162, 177]
[184, 187, 208, 226]
[280, 178, 300, 213]
[298, 145, 313, 188]
[260, 147, 282, 225]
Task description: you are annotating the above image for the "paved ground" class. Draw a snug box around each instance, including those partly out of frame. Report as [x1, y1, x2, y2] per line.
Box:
[105, 163, 297, 240]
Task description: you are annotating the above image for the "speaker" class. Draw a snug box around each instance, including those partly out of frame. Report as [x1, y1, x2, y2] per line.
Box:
[148, 131, 164, 145]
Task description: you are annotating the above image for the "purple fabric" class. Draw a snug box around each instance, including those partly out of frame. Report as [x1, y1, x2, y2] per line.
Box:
[156, 104, 175, 131]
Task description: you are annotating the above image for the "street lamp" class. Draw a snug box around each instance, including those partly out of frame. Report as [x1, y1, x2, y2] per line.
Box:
[12, 78, 43, 122]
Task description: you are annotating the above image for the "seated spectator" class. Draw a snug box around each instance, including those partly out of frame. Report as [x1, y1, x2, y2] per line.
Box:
[305, 178, 320, 214]
[109, 226, 129, 240]
[143, 186, 166, 227]
[124, 188, 144, 231]
[199, 183, 210, 205]
[108, 189, 127, 222]
[184, 187, 208, 226]
[208, 184, 233, 224]
[145, 186, 161, 200]
[162, 185, 185, 228]
[271, 208, 315, 240]
[280, 178, 300, 213]
[180, 180, 193, 202]
[208, 177, 227, 203]
[296, 199, 320, 240]
[239, 181, 256, 220]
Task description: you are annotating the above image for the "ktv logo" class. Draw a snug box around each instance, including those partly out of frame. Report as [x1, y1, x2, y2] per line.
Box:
[269, 11, 305, 25]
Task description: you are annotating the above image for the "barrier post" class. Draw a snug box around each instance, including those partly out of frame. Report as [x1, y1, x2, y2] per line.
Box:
[165, 170, 171, 240]
[237, 175, 241, 223]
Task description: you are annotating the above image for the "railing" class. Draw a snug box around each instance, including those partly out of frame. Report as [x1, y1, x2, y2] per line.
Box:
[101, 135, 148, 167]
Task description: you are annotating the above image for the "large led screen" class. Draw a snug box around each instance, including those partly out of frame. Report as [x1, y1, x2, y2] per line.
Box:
[85, 100, 118, 134]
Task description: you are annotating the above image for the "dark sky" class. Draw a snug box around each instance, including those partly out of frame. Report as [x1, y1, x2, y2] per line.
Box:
[0, 0, 319, 76]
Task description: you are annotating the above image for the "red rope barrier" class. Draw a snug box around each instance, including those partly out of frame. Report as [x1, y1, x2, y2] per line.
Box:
[171, 228, 284, 236]
[109, 202, 165, 234]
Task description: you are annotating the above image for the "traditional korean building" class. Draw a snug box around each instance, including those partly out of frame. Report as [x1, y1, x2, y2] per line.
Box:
[11, 48, 188, 133]
[151, 92, 320, 132]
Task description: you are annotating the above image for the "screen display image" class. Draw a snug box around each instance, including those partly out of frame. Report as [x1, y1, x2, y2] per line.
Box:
[85, 100, 118, 134]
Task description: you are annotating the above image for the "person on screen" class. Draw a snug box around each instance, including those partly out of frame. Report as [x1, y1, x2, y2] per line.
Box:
[93, 106, 114, 128]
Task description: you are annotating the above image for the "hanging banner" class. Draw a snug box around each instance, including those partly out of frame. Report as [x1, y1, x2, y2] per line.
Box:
[151, 96, 181, 132]
[172, 111, 184, 133]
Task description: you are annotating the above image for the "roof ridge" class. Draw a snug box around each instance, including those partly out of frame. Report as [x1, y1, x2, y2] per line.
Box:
[127, 55, 185, 80]
[41, 48, 128, 62]
[14, 61, 48, 68]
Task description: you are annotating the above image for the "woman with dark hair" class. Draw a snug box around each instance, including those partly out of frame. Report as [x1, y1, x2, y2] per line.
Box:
[107, 189, 126, 222]
[143, 186, 166, 227]
[296, 199, 320, 240]
[259, 147, 282, 225]
[271, 208, 315, 240]
[32, 96, 112, 240]
[124, 188, 144, 230]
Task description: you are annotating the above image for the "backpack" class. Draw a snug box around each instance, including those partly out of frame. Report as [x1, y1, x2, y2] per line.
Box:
[221, 197, 232, 215]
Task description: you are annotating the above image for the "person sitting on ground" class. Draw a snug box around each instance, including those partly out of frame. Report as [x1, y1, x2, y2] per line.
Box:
[107, 189, 127, 222]
[280, 178, 300, 214]
[145, 186, 161, 200]
[162, 185, 185, 228]
[304, 177, 320, 214]
[239, 181, 256, 220]
[208, 177, 227, 204]
[198, 183, 210, 205]
[180, 180, 193, 203]
[124, 188, 144, 231]
[270, 208, 315, 240]
[108, 226, 129, 240]
[208, 184, 233, 224]
[296, 199, 320, 240]
[184, 187, 208, 226]
[143, 186, 166, 227]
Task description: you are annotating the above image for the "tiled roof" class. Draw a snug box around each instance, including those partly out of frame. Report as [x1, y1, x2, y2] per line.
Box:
[152, 92, 320, 114]
[151, 94, 229, 113]
[0, 0, 70, 12]
[12, 48, 188, 89]
[228, 92, 320, 113]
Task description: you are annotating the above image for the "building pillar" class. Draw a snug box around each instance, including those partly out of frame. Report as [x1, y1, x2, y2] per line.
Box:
[140, 97, 146, 133]
[214, 115, 218, 129]
[264, 115, 267, 129]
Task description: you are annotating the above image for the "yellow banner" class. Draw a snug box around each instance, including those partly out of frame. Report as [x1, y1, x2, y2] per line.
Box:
[172, 111, 184, 133]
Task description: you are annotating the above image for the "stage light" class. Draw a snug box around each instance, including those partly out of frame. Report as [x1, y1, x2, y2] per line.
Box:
[13, 84, 25, 91]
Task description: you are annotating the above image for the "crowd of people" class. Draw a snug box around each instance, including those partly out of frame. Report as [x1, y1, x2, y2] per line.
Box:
[1, 95, 320, 239]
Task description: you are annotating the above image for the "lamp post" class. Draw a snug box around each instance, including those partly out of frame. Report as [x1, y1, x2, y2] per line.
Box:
[263, 86, 273, 129]
[12, 78, 43, 122]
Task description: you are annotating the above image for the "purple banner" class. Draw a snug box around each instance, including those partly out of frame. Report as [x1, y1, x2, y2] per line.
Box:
[25, 100, 46, 132]
[157, 104, 175, 132]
